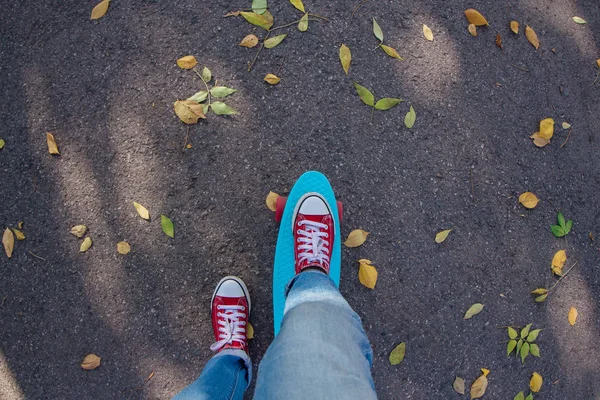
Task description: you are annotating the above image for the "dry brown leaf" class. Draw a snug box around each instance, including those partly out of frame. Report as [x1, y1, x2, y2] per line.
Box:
[224, 10, 241, 17]
[174, 100, 206, 124]
[239, 34, 259, 48]
[358, 259, 377, 289]
[47, 132, 60, 155]
[344, 229, 369, 247]
[468, 24, 477, 37]
[3, 228, 14, 258]
[495, 34, 503, 49]
[80, 237, 92, 253]
[525, 25, 539, 49]
[510, 21, 519, 34]
[423, 24, 434, 41]
[17, 221, 23, 229]
[453, 376, 465, 394]
[176, 55, 198, 69]
[91, 0, 110, 20]
[530, 132, 550, 147]
[464, 9, 488, 26]
[470, 374, 488, 399]
[247, 322, 254, 339]
[70, 225, 88, 238]
[146, 371, 155, 381]
[13, 229, 26, 240]
[81, 354, 101, 370]
[264, 74, 280, 85]
[117, 241, 131, 255]
[568, 307, 578, 326]
[518, 192, 539, 209]
[265, 191, 279, 211]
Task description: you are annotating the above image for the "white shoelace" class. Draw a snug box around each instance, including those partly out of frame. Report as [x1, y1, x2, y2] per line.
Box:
[297, 219, 330, 266]
[210, 305, 246, 352]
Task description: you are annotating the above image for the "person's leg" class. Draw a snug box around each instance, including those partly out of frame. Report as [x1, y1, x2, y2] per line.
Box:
[173, 276, 253, 400]
[255, 271, 375, 400]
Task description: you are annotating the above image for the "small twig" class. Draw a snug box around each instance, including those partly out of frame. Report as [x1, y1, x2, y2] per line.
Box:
[545, 199, 560, 213]
[549, 261, 578, 292]
[276, 57, 287, 75]
[560, 127, 573, 149]
[469, 168, 476, 202]
[352, 0, 369, 18]
[590, 71, 599, 87]
[248, 31, 269, 72]
[510, 64, 529, 72]
[28, 251, 46, 261]
[308, 13, 330, 22]
[372, 42, 382, 51]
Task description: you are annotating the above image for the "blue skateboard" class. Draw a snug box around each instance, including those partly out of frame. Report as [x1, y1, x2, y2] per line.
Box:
[272, 171, 342, 335]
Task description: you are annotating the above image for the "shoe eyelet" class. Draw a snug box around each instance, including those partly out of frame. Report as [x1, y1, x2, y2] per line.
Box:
[217, 305, 222, 310]
[324, 233, 328, 238]
[241, 306, 245, 311]
[324, 225, 328, 229]
[296, 230, 301, 234]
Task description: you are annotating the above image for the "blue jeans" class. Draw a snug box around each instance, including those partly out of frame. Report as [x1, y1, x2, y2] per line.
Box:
[173, 272, 376, 400]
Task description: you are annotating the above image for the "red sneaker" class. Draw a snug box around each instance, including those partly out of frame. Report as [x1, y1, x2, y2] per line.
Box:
[209, 276, 251, 353]
[292, 193, 334, 274]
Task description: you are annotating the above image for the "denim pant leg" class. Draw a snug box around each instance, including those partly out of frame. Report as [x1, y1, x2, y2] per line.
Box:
[254, 271, 376, 400]
[173, 349, 251, 400]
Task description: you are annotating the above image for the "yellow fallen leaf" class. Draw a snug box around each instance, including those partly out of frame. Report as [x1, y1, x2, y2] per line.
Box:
[481, 368, 490, 377]
[562, 122, 571, 129]
[117, 241, 131, 255]
[247, 322, 254, 339]
[551, 250, 566, 276]
[423, 24, 434, 41]
[453, 376, 465, 394]
[495, 34, 503, 49]
[12, 229, 26, 240]
[464, 303, 484, 319]
[525, 25, 539, 49]
[510, 20, 519, 34]
[0, 139, 4, 149]
[530, 132, 550, 147]
[380, 44, 403, 60]
[46, 132, 60, 155]
[239, 34, 259, 48]
[530, 372, 543, 392]
[290, 0, 305, 13]
[339, 44, 351, 74]
[468, 24, 477, 37]
[470, 373, 488, 399]
[264, 73, 280, 85]
[17, 221, 23, 229]
[539, 118, 554, 139]
[568, 306, 578, 326]
[80, 237, 92, 253]
[358, 260, 377, 289]
[174, 100, 206, 124]
[91, 0, 110, 20]
[3, 228, 14, 258]
[435, 229, 452, 243]
[388, 342, 406, 365]
[344, 229, 369, 247]
[265, 191, 279, 211]
[597, 59, 600, 68]
[70, 225, 88, 238]
[464, 9, 488, 26]
[176, 55, 198, 69]
[133, 202, 150, 220]
[81, 354, 101, 370]
[518, 192, 539, 209]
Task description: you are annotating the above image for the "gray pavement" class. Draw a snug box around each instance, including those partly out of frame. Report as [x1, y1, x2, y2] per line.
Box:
[1, 0, 600, 398]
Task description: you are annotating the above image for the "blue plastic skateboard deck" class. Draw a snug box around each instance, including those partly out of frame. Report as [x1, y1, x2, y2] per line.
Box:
[273, 171, 341, 335]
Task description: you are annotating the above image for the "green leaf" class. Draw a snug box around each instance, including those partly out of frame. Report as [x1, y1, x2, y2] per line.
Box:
[339, 44, 351, 75]
[187, 90, 208, 103]
[525, 394, 533, 400]
[507, 339, 517, 356]
[531, 288, 548, 295]
[565, 219, 573, 234]
[551, 225, 566, 237]
[298, 13, 308, 32]
[527, 329, 541, 342]
[289, 0, 305, 12]
[0, 139, 5, 149]
[202, 103, 210, 115]
[516, 339, 523, 356]
[557, 212, 566, 228]
[201, 67, 212, 83]
[210, 86, 237, 98]
[521, 323, 532, 339]
[572, 16, 587, 24]
[404, 105, 416, 128]
[388, 342, 406, 365]
[161, 215, 174, 238]
[508, 327, 518, 339]
[521, 342, 530, 363]
[514, 392, 525, 400]
[375, 98, 402, 110]
[530, 343, 540, 357]
[353, 82, 374, 106]
[373, 18, 384, 42]
[264, 34, 287, 49]
[463, 303, 484, 319]
[240, 11, 273, 30]
[535, 293, 548, 303]
[252, 0, 267, 14]
[210, 102, 238, 115]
